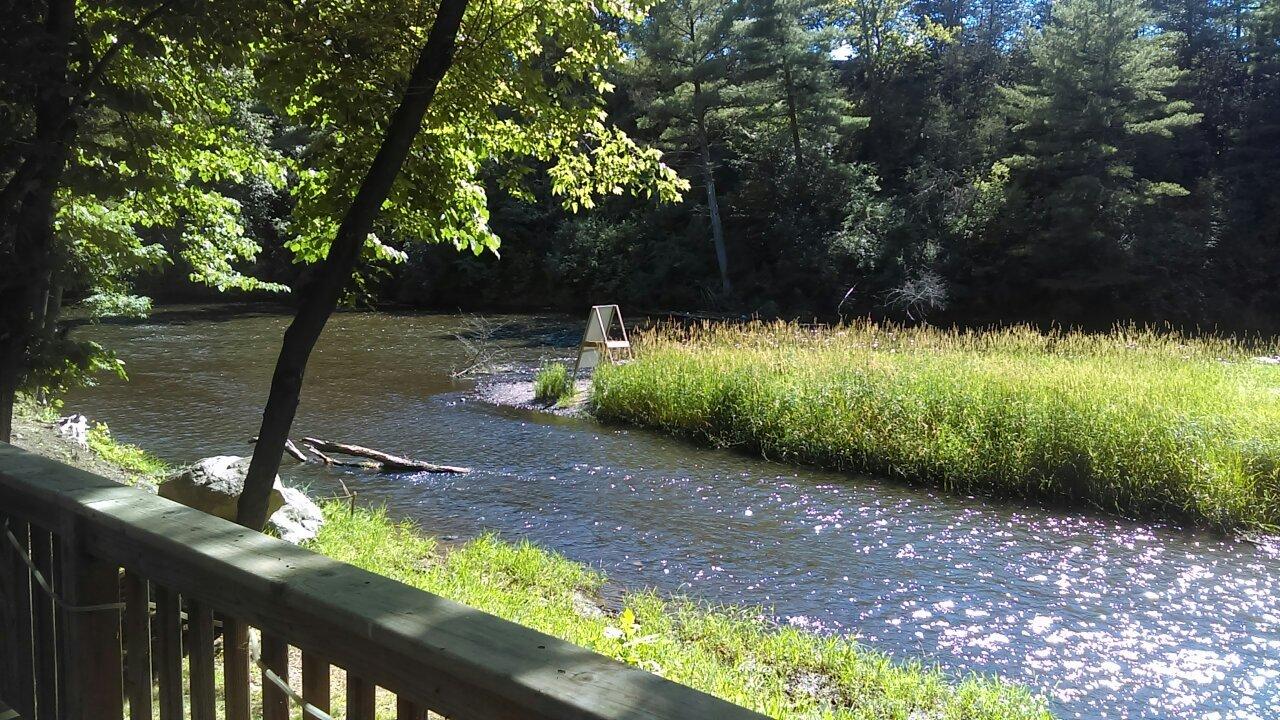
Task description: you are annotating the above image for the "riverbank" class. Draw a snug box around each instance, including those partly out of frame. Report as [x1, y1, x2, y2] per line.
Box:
[11, 399, 170, 485]
[591, 322, 1280, 532]
[316, 503, 1051, 719]
[8, 401, 1051, 718]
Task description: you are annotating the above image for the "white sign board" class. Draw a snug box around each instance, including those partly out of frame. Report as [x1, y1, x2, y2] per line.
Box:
[574, 305, 632, 375]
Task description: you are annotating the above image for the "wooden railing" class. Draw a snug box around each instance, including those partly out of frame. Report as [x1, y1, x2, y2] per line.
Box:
[0, 445, 767, 720]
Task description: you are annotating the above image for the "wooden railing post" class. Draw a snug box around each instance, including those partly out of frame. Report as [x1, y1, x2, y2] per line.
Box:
[0, 516, 35, 720]
[262, 634, 289, 720]
[29, 527, 59, 720]
[153, 585, 183, 720]
[121, 572, 152, 720]
[346, 673, 376, 720]
[188, 600, 217, 720]
[57, 527, 124, 720]
[302, 651, 331, 715]
[223, 617, 251, 720]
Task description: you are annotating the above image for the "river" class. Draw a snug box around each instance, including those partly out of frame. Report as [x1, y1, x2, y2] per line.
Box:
[65, 306, 1279, 720]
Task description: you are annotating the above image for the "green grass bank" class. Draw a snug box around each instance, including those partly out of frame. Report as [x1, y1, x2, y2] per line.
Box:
[591, 322, 1280, 532]
[533, 361, 576, 406]
[314, 503, 1051, 719]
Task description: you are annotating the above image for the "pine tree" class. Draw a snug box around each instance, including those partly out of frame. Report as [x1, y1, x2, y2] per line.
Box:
[999, 0, 1201, 320]
[630, 0, 743, 295]
[1211, 0, 1280, 324]
[737, 0, 863, 171]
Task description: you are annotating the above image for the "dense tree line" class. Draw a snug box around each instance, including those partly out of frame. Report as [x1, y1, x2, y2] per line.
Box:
[387, 0, 1279, 329]
[0, 0, 683, 450]
[5, 0, 1279, 432]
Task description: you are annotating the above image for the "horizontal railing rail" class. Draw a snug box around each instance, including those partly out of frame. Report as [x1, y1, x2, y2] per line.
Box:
[0, 444, 767, 720]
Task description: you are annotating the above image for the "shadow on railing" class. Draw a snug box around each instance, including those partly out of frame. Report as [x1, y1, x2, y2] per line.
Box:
[0, 444, 767, 720]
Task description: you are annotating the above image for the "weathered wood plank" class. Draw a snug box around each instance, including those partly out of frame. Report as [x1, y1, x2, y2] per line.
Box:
[345, 673, 376, 720]
[28, 527, 58, 720]
[153, 585, 183, 720]
[0, 516, 35, 720]
[222, 617, 251, 720]
[188, 600, 216, 720]
[57, 531, 123, 720]
[0, 517, 17, 710]
[0, 444, 768, 720]
[121, 572, 151, 720]
[396, 696, 425, 720]
[302, 651, 331, 714]
[261, 634, 289, 720]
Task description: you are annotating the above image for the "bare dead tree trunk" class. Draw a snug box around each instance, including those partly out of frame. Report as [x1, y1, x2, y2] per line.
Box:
[235, 0, 470, 529]
[692, 89, 731, 296]
[700, 138, 731, 296]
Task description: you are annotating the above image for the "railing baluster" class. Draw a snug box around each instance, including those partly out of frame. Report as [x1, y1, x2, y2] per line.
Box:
[121, 572, 151, 720]
[0, 516, 35, 720]
[302, 651, 331, 715]
[261, 633, 289, 720]
[153, 585, 183, 720]
[188, 600, 216, 720]
[57, 529, 123, 720]
[223, 617, 251, 720]
[29, 527, 58, 720]
[345, 672, 376, 720]
[50, 533, 66, 717]
[397, 696, 425, 720]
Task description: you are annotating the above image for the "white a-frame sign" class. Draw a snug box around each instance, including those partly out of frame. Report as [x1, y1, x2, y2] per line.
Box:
[573, 304, 632, 375]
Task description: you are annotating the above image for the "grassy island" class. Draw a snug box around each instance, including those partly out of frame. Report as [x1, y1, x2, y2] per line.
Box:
[592, 322, 1280, 532]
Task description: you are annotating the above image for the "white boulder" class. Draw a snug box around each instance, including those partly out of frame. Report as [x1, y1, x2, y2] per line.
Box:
[269, 487, 325, 544]
[158, 456, 285, 521]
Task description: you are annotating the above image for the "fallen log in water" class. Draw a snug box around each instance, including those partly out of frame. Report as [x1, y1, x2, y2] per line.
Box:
[302, 443, 381, 469]
[250, 436, 311, 463]
[302, 437, 471, 474]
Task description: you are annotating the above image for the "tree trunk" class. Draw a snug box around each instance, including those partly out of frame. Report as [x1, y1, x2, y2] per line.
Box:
[695, 113, 731, 296]
[0, 354, 16, 443]
[235, 0, 470, 530]
[0, 0, 75, 443]
[783, 64, 802, 169]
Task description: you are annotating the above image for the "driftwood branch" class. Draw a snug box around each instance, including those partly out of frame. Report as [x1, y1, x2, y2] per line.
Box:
[301, 442, 380, 469]
[302, 437, 470, 474]
[250, 436, 309, 463]
[283, 438, 309, 463]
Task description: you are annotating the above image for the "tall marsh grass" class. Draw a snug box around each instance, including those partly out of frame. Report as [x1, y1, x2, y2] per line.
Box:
[592, 322, 1280, 531]
[534, 362, 575, 406]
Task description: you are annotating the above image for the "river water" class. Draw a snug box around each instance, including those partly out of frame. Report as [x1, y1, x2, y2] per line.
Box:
[65, 307, 1279, 720]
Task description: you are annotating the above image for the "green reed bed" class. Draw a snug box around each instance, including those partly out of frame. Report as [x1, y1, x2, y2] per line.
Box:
[314, 503, 1051, 719]
[591, 322, 1280, 531]
[534, 361, 576, 406]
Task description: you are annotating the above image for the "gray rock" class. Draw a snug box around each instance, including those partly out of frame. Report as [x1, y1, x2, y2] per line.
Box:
[158, 456, 284, 522]
[269, 486, 325, 544]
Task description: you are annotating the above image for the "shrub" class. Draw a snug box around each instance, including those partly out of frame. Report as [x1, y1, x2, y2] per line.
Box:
[533, 362, 575, 406]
